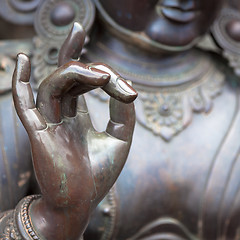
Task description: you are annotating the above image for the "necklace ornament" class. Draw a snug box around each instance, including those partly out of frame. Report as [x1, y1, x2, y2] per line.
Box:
[136, 65, 224, 141]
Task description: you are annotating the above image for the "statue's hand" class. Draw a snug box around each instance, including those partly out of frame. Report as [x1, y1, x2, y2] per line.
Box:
[12, 23, 137, 240]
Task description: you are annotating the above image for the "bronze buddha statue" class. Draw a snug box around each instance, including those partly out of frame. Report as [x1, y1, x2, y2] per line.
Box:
[0, 0, 240, 239]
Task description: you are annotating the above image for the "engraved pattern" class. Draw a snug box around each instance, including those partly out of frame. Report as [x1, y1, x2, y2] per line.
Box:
[136, 66, 224, 141]
[212, 8, 240, 77]
[86, 42, 211, 86]
[20, 195, 41, 240]
[0, 196, 41, 240]
[0, 0, 41, 25]
[34, 0, 95, 39]
[32, 0, 95, 88]
[32, 37, 60, 89]
[32, 36, 89, 89]
[0, 211, 22, 240]
[223, 50, 240, 76]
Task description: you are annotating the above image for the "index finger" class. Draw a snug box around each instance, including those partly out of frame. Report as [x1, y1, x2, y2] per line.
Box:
[37, 62, 110, 123]
[89, 63, 138, 103]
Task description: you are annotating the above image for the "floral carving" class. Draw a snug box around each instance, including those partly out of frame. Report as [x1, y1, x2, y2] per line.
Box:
[223, 50, 240, 76]
[137, 67, 224, 141]
[88, 64, 224, 142]
[0, 212, 22, 240]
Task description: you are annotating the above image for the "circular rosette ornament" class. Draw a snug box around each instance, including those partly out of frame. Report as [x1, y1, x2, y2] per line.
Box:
[34, 0, 95, 40]
[32, 0, 95, 88]
[136, 65, 224, 142]
[212, 7, 240, 76]
[0, 0, 42, 25]
[32, 37, 60, 89]
[139, 92, 185, 141]
[32, 35, 90, 89]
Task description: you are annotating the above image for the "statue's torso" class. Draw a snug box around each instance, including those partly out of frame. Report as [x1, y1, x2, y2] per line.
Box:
[85, 48, 240, 240]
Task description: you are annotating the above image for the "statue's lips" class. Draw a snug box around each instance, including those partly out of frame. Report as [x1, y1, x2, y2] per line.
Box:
[161, 6, 200, 23]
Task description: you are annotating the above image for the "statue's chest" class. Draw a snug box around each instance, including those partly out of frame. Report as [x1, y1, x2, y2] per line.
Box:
[116, 84, 240, 239]
[86, 81, 240, 239]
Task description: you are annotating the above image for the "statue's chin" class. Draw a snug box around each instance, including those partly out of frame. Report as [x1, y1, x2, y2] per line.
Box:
[144, 17, 201, 50]
[96, 1, 202, 53]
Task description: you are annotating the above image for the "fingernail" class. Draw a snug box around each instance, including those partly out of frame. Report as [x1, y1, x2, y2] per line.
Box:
[17, 53, 30, 83]
[17, 53, 28, 63]
[89, 67, 110, 79]
[126, 80, 132, 86]
[102, 75, 109, 80]
[117, 78, 137, 96]
[72, 22, 85, 35]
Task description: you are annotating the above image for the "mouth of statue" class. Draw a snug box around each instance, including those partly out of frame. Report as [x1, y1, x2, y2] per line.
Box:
[159, 5, 200, 23]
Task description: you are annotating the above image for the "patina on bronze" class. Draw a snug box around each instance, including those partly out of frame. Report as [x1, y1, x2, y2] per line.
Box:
[0, 0, 96, 215]
[0, 0, 240, 239]
[0, 22, 137, 240]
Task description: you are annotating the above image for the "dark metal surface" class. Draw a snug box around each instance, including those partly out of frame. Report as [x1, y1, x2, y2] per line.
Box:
[0, 22, 137, 240]
[0, 0, 240, 239]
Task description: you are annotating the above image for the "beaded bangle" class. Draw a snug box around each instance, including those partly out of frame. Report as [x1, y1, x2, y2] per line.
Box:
[15, 195, 42, 240]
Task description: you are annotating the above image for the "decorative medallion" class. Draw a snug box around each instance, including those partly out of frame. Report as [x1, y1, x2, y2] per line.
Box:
[0, 0, 42, 25]
[32, 37, 61, 89]
[32, 35, 89, 89]
[32, 0, 95, 88]
[34, 0, 95, 40]
[0, 211, 22, 240]
[212, 8, 240, 77]
[88, 62, 224, 142]
[0, 195, 42, 239]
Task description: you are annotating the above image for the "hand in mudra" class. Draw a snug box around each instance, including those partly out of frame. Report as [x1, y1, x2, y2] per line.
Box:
[12, 23, 137, 240]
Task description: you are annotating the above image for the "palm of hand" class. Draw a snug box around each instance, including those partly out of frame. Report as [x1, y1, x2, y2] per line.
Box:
[12, 22, 137, 214]
[31, 101, 129, 209]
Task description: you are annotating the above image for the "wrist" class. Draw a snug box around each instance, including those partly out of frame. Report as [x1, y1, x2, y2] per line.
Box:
[29, 196, 89, 240]
[15, 195, 42, 240]
[0, 195, 42, 240]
